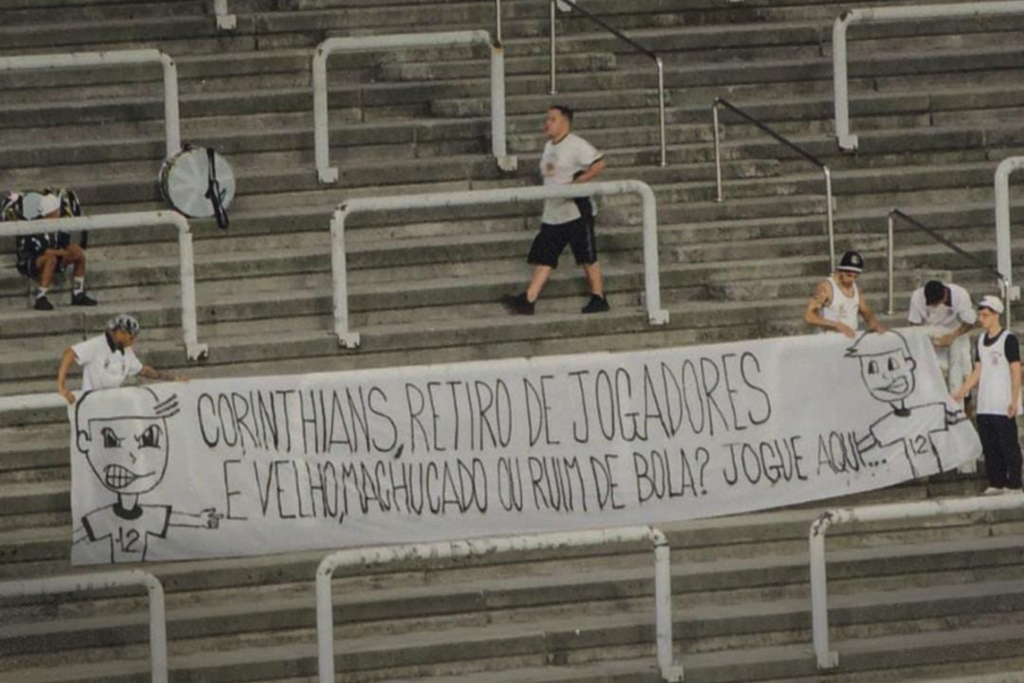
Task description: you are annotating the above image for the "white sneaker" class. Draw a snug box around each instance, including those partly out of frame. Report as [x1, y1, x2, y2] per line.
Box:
[983, 487, 1005, 495]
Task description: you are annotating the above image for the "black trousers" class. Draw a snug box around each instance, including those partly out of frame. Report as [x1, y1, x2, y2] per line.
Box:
[977, 414, 1024, 489]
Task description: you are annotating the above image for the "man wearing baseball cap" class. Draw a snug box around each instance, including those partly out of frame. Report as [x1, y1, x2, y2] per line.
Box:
[951, 295, 1022, 494]
[56, 314, 187, 405]
[804, 250, 885, 338]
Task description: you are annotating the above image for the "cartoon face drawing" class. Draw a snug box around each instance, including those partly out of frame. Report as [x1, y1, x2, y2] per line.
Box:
[845, 331, 918, 405]
[75, 388, 179, 495]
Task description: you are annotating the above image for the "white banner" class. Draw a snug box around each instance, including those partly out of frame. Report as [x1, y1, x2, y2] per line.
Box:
[69, 330, 980, 565]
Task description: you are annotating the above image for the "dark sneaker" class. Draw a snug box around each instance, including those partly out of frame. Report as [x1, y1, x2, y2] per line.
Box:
[71, 292, 98, 306]
[34, 295, 54, 311]
[502, 293, 535, 316]
[581, 294, 610, 314]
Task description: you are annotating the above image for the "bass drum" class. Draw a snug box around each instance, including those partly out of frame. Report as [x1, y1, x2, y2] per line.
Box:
[159, 146, 235, 229]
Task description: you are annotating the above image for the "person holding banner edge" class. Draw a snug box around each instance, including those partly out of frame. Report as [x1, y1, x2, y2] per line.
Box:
[57, 314, 187, 405]
[805, 250, 885, 338]
[950, 295, 1023, 494]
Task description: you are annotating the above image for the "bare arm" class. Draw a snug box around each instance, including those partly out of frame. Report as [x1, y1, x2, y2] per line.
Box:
[859, 296, 885, 334]
[1009, 360, 1021, 418]
[56, 347, 78, 405]
[951, 362, 982, 403]
[804, 281, 854, 338]
[138, 365, 187, 382]
[936, 322, 975, 347]
[573, 157, 606, 184]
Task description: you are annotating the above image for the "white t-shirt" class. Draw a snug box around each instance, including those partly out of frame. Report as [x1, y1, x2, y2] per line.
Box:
[540, 132, 603, 225]
[72, 333, 144, 392]
[907, 283, 976, 333]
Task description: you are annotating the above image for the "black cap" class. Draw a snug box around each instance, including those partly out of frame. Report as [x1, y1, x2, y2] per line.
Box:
[837, 250, 864, 273]
[924, 280, 946, 305]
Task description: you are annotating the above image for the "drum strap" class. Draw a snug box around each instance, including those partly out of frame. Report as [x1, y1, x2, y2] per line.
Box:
[205, 147, 230, 230]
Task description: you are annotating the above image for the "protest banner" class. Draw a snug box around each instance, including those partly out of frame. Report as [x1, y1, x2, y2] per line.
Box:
[69, 330, 980, 564]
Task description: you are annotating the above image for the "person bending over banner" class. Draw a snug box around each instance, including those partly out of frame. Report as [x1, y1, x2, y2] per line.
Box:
[805, 250, 885, 338]
[57, 314, 187, 406]
[503, 105, 608, 316]
[848, 330, 965, 479]
[908, 279, 976, 394]
[71, 386, 221, 563]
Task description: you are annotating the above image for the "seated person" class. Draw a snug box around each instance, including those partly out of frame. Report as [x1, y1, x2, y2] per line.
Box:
[5, 190, 97, 311]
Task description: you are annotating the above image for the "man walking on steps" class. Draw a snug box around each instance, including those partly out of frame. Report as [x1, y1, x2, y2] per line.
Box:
[804, 250, 885, 338]
[503, 105, 608, 316]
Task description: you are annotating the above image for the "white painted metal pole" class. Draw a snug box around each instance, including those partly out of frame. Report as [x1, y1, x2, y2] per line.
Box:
[994, 156, 1024, 313]
[656, 57, 667, 168]
[490, 44, 517, 172]
[213, 0, 237, 31]
[652, 529, 683, 682]
[713, 104, 723, 203]
[824, 167, 836, 272]
[637, 182, 670, 326]
[0, 571, 168, 683]
[549, 0, 558, 94]
[330, 210, 360, 348]
[809, 516, 838, 669]
[313, 46, 336, 184]
[159, 54, 182, 158]
[175, 227, 208, 360]
[316, 562, 337, 683]
[887, 213, 895, 316]
[832, 13, 855, 151]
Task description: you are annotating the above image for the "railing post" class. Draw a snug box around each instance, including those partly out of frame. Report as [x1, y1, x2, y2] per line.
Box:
[312, 45, 336, 185]
[824, 166, 836, 272]
[833, 12, 856, 151]
[887, 212, 895, 316]
[494, 0, 503, 43]
[995, 157, 1024, 325]
[158, 54, 182, 158]
[637, 182, 670, 326]
[316, 561, 337, 683]
[656, 57, 667, 167]
[549, 0, 558, 94]
[809, 515, 839, 669]
[330, 209, 361, 348]
[712, 102, 723, 203]
[490, 42, 518, 172]
[174, 223, 208, 360]
[651, 529, 683, 682]
[213, 0, 237, 31]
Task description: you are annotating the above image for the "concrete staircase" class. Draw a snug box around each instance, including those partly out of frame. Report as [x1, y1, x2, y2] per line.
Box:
[3, 0, 1024, 681]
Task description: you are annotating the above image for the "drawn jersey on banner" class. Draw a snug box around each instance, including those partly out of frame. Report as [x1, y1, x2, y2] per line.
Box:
[68, 330, 981, 565]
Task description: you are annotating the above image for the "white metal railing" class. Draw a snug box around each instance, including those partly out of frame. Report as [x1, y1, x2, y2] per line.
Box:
[213, 0, 237, 30]
[994, 157, 1024, 320]
[809, 494, 1024, 669]
[330, 180, 669, 348]
[0, 211, 208, 360]
[833, 1, 1024, 151]
[0, 570, 168, 683]
[313, 31, 517, 184]
[316, 527, 683, 683]
[0, 50, 181, 159]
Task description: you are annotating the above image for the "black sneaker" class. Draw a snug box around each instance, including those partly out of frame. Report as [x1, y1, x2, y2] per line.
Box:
[581, 294, 610, 314]
[34, 295, 54, 311]
[502, 292, 535, 316]
[71, 292, 98, 306]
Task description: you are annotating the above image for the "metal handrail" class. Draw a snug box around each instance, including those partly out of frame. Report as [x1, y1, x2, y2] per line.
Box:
[0, 50, 180, 159]
[316, 527, 683, 683]
[713, 97, 836, 270]
[886, 208, 1011, 325]
[330, 180, 668, 348]
[810, 495, 1024, 669]
[549, 0, 667, 167]
[833, 2, 1024, 151]
[0, 570, 168, 683]
[312, 31, 516, 184]
[994, 156, 1024, 321]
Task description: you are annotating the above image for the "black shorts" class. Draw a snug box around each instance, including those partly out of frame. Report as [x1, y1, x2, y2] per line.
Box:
[526, 216, 598, 269]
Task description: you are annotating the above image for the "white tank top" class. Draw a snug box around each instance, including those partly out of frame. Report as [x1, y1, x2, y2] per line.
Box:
[976, 330, 1023, 416]
[821, 276, 859, 331]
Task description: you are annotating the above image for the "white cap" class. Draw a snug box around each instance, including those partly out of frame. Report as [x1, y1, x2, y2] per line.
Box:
[35, 194, 61, 218]
[979, 295, 1005, 315]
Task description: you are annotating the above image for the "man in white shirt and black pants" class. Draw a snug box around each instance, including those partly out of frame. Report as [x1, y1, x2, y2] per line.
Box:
[952, 296, 1023, 494]
[908, 279, 976, 393]
[503, 105, 608, 316]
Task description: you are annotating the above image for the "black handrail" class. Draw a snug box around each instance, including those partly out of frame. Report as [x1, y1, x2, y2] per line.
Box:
[558, 0, 659, 62]
[714, 97, 826, 170]
[890, 209, 1006, 281]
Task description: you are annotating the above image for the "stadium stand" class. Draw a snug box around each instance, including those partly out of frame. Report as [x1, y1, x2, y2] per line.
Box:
[3, 0, 1024, 681]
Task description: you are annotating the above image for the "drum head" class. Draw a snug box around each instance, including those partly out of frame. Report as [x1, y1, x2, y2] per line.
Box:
[160, 148, 236, 219]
